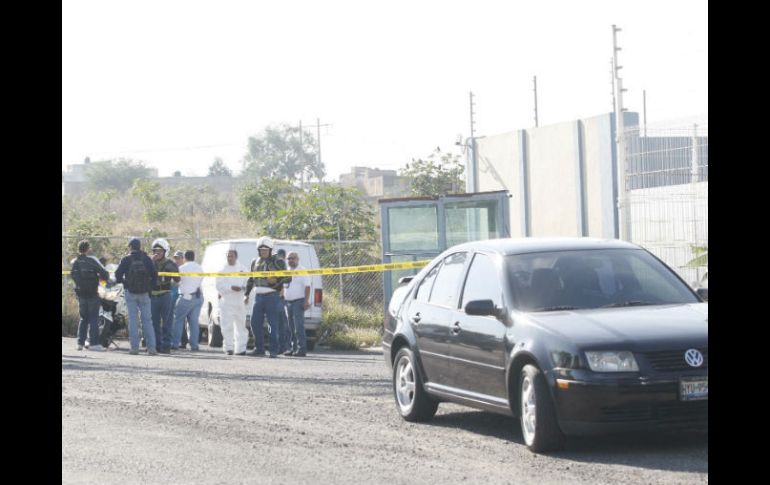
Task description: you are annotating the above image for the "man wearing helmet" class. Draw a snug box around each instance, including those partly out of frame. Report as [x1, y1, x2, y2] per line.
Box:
[244, 236, 291, 358]
[150, 238, 181, 354]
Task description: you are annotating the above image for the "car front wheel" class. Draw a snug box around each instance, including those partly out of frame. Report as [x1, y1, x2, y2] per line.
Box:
[519, 364, 565, 453]
[393, 347, 438, 422]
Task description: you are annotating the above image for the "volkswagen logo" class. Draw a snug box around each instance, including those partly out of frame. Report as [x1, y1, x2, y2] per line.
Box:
[684, 349, 704, 367]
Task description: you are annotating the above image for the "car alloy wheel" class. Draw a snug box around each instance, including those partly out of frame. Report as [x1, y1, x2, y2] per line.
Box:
[521, 374, 537, 445]
[396, 354, 416, 413]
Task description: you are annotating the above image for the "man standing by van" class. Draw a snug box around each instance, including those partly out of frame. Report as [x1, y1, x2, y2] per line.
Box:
[244, 237, 291, 358]
[216, 247, 249, 355]
[283, 251, 310, 357]
[150, 238, 180, 354]
[174, 250, 204, 351]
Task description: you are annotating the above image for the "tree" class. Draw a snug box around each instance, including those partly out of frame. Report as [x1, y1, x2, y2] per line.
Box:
[208, 157, 232, 177]
[85, 158, 153, 192]
[400, 147, 465, 197]
[131, 178, 168, 223]
[241, 124, 325, 183]
[238, 180, 376, 241]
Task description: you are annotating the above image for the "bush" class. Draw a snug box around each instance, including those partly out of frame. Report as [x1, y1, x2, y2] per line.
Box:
[62, 280, 79, 337]
[319, 292, 383, 349]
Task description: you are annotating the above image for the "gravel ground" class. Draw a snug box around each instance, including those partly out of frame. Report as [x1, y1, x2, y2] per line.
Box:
[62, 337, 707, 484]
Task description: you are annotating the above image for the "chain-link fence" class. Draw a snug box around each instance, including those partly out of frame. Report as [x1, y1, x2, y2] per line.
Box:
[624, 116, 708, 287]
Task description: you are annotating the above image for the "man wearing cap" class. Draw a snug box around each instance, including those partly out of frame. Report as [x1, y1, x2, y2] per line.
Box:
[216, 246, 249, 355]
[150, 238, 180, 354]
[70, 240, 110, 351]
[283, 251, 311, 356]
[274, 248, 292, 354]
[244, 236, 291, 358]
[115, 238, 158, 355]
[173, 250, 204, 351]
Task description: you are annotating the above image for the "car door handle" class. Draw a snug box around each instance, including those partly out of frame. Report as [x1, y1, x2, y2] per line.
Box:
[451, 321, 461, 334]
[411, 312, 421, 323]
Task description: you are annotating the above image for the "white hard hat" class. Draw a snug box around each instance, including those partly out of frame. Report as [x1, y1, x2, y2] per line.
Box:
[151, 238, 170, 253]
[256, 236, 274, 250]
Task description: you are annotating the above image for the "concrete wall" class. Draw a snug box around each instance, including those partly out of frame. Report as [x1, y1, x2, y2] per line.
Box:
[527, 120, 582, 236]
[476, 131, 526, 236]
[582, 114, 617, 238]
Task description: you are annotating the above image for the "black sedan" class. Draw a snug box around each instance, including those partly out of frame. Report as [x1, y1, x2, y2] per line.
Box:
[382, 238, 708, 453]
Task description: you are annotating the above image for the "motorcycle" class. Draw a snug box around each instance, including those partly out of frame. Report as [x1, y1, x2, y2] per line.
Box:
[97, 265, 128, 348]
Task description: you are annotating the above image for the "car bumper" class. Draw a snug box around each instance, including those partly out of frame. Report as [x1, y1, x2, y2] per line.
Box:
[552, 374, 708, 436]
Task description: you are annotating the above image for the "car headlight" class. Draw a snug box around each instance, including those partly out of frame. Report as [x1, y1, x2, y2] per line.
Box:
[585, 351, 639, 372]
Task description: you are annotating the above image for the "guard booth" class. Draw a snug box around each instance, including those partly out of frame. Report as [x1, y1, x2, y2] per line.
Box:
[379, 190, 510, 310]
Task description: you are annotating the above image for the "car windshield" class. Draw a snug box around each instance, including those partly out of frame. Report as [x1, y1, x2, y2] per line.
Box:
[505, 248, 699, 312]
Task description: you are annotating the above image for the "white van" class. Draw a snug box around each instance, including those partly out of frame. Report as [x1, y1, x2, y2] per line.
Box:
[199, 239, 323, 350]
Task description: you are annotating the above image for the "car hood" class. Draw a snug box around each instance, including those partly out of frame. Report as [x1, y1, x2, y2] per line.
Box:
[522, 303, 708, 350]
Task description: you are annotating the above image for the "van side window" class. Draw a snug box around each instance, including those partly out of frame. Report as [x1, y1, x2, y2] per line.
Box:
[428, 252, 468, 308]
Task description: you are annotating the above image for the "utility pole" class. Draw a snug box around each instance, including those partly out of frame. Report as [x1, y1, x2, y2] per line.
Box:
[642, 90, 647, 137]
[533, 76, 539, 127]
[467, 91, 478, 192]
[298, 119, 331, 187]
[610, 58, 617, 114]
[298, 120, 304, 189]
[613, 24, 631, 241]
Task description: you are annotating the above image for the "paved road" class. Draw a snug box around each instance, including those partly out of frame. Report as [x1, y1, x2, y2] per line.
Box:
[62, 337, 707, 484]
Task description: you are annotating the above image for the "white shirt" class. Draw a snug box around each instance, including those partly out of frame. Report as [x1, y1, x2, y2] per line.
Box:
[178, 261, 203, 296]
[215, 262, 248, 298]
[284, 266, 310, 301]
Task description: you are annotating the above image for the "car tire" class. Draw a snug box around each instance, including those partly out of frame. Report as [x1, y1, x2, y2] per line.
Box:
[519, 364, 565, 453]
[393, 347, 438, 422]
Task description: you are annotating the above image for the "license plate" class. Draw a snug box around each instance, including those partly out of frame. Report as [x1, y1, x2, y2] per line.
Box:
[679, 377, 708, 401]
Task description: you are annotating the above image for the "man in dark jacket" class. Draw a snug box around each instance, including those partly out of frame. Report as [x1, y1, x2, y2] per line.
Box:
[149, 238, 180, 353]
[70, 240, 109, 351]
[244, 237, 291, 357]
[115, 238, 158, 355]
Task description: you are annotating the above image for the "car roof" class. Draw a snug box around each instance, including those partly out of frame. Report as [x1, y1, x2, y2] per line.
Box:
[447, 237, 640, 256]
[208, 239, 314, 249]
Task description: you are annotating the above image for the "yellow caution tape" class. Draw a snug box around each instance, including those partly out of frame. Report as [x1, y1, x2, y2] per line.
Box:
[62, 260, 430, 278]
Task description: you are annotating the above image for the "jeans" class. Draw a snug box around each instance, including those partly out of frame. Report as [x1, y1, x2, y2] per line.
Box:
[250, 292, 281, 355]
[125, 291, 156, 352]
[286, 299, 307, 353]
[77, 295, 101, 347]
[151, 292, 173, 351]
[174, 295, 202, 350]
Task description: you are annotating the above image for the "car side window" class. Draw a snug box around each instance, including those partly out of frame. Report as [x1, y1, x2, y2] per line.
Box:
[461, 253, 502, 310]
[415, 263, 440, 303]
[428, 252, 468, 307]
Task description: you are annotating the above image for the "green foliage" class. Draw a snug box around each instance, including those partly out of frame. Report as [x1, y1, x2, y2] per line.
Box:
[131, 179, 168, 223]
[319, 293, 383, 349]
[208, 157, 233, 177]
[400, 147, 465, 197]
[85, 158, 153, 192]
[686, 244, 708, 281]
[241, 124, 325, 183]
[238, 180, 377, 242]
[61, 280, 79, 337]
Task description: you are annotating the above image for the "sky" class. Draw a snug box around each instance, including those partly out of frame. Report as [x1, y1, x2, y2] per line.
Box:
[62, 0, 708, 181]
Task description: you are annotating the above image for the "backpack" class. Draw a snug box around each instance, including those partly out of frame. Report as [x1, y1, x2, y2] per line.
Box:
[125, 255, 151, 294]
[72, 256, 99, 296]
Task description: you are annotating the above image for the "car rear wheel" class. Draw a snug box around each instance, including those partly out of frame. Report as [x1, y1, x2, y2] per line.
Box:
[519, 364, 565, 453]
[393, 347, 438, 422]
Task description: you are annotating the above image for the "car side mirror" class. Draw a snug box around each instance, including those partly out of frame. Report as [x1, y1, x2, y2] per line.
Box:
[465, 299, 505, 319]
[696, 288, 708, 301]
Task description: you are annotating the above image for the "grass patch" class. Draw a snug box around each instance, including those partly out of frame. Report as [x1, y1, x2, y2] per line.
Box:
[320, 294, 383, 349]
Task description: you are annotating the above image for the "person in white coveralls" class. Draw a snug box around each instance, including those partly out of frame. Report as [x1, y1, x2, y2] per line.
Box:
[215, 247, 249, 355]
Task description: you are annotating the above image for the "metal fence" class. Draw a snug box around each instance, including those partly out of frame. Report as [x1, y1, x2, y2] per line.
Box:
[623, 116, 708, 287]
